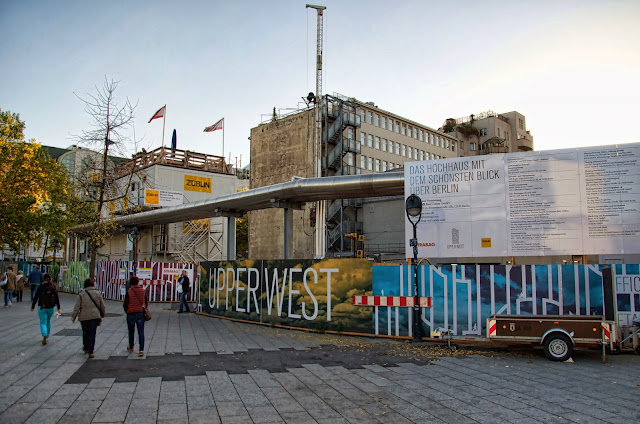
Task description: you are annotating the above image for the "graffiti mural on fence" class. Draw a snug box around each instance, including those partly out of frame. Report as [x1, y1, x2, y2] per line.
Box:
[59, 262, 90, 294]
[59, 260, 196, 302]
[372, 264, 607, 337]
[199, 259, 373, 333]
[613, 264, 640, 326]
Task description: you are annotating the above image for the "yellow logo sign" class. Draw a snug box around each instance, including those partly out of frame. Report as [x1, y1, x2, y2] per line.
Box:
[184, 175, 211, 193]
[145, 189, 159, 205]
[481, 238, 492, 248]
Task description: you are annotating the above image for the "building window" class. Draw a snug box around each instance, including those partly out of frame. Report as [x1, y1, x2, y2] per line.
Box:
[413, 127, 417, 139]
[368, 157, 373, 170]
[505, 131, 509, 141]
[388, 118, 393, 132]
[360, 155, 366, 169]
[360, 131, 365, 145]
[519, 118, 524, 129]
[375, 136, 380, 150]
[435, 136, 439, 147]
[470, 142, 476, 151]
[414, 148, 419, 160]
[419, 130, 424, 142]
[408, 146, 413, 158]
[375, 159, 380, 172]
[367, 134, 373, 148]
[401, 124, 406, 136]
[419, 151, 424, 161]
[480, 128, 488, 136]
[388, 140, 394, 153]
[402, 145, 406, 157]
[382, 116, 386, 130]
[374, 114, 380, 126]
[347, 153, 354, 166]
[446, 139, 450, 149]
[460, 141, 464, 150]
[382, 138, 387, 152]
[395, 142, 400, 155]
[395, 122, 400, 133]
[367, 111, 372, 124]
[382, 161, 387, 172]
[430, 134, 434, 144]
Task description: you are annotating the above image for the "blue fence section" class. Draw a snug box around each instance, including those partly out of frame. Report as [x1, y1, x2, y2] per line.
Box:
[372, 264, 609, 337]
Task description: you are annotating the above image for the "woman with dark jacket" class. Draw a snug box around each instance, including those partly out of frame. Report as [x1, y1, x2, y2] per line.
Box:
[31, 273, 61, 345]
[123, 276, 147, 357]
[71, 278, 106, 359]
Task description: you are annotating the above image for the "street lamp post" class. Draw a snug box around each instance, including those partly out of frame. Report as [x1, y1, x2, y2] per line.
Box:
[405, 194, 423, 342]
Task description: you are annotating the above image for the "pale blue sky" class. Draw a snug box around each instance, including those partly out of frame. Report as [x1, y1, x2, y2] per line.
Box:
[1, 0, 639, 166]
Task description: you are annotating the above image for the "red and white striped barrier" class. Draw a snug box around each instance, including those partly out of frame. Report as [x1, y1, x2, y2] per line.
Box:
[488, 319, 497, 337]
[352, 295, 432, 308]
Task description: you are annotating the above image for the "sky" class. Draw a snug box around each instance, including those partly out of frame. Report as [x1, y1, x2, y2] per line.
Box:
[1, 0, 639, 167]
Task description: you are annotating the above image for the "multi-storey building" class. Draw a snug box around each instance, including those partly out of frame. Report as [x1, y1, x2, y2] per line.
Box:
[249, 93, 458, 259]
[442, 110, 534, 156]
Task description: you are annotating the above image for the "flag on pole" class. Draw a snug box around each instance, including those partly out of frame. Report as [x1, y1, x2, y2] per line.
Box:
[203, 118, 224, 132]
[148, 105, 166, 123]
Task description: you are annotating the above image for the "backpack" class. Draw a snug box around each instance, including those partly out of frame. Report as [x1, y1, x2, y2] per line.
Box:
[39, 284, 57, 309]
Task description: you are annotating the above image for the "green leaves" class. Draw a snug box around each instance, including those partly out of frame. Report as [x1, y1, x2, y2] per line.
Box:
[0, 109, 83, 253]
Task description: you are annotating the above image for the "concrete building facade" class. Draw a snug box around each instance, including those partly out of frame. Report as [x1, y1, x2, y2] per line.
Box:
[249, 94, 459, 260]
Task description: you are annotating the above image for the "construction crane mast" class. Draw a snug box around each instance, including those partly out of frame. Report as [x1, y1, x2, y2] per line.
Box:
[306, 3, 326, 258]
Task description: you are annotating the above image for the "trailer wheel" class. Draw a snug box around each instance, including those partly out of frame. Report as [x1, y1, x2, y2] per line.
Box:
[543, 333, 573, 361]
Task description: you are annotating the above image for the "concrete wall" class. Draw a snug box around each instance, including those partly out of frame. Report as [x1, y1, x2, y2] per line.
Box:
[249, 110, 315, 259]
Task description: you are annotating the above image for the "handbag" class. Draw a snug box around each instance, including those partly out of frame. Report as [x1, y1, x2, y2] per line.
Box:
[177, 281, 183, 294]
[133, 288, 151, 321]
[85, 290, 104, 326]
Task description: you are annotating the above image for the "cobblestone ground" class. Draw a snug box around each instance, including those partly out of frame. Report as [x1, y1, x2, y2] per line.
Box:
[0, 292, 638, 423]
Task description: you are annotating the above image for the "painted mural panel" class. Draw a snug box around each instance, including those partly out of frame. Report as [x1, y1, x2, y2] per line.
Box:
[613, 264, 640, 326]
[198, 259, 373, 333]
[372, 264, 606, 337]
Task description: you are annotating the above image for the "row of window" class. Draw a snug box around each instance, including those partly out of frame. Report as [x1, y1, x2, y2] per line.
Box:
[360, 109, 452, 146]
[359, 131, 452, 156]
[358, 152, 447, 172]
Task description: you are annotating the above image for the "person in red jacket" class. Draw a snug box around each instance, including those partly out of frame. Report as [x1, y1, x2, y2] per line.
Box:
[123, 276, 147, 357]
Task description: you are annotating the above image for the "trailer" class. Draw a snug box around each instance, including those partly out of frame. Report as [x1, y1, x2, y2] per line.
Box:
[487, 315, 619, 362]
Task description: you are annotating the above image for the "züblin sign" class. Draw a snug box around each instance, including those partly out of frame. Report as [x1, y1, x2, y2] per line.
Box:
[184, 175, 211, 193]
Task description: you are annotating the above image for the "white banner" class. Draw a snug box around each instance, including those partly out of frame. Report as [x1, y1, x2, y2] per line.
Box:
[405, 143, 640, 258]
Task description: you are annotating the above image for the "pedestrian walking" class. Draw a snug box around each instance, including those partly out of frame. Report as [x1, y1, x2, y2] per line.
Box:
[123, 276, 147, 357]
[28, 264, 44, 301]
[15, 270, 25, 302]
[71, 278, 105, 359]
[3, 265, 17, 307]
[177, 270, 191, 313]
[31, 273, 61, 345]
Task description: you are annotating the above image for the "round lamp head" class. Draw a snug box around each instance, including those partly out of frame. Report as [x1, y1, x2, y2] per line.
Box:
[405, 194, 422, 217]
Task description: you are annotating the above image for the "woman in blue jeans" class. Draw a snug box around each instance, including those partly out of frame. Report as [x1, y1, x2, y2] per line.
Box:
[31, 274, 61, 345]
[123, 276, 147, 357]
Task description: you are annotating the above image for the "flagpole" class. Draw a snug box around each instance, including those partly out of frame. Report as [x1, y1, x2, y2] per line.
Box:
[161, 105, 166, 148]
[222, 117, 225, 159]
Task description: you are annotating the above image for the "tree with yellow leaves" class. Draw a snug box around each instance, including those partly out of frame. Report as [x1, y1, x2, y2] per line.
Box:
[0, 109, 84, 255]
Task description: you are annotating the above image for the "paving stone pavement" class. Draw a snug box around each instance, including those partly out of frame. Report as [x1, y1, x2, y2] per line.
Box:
[0, 292, 638, 423]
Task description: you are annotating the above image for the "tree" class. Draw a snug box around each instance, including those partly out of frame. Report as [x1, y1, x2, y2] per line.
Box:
[73, 78, 139, 278]
[0, 109, 84, 254]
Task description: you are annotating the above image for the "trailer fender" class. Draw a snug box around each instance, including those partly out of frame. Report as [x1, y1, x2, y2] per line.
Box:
[540, 329, 574, 346]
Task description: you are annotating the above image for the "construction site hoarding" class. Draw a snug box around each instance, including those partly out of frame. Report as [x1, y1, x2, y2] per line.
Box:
[404, 143, 640, 258]
[198, 259, 373, 333]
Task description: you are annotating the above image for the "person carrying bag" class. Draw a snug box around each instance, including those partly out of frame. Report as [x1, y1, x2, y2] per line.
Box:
[123, 276, 148, 357]
[71, 278, 106, 359]
[31, 273, 61, 345]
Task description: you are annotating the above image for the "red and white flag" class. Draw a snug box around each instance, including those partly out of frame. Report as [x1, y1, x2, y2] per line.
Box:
[148, 105, 166, 123]
[203, 118, 224, 132]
